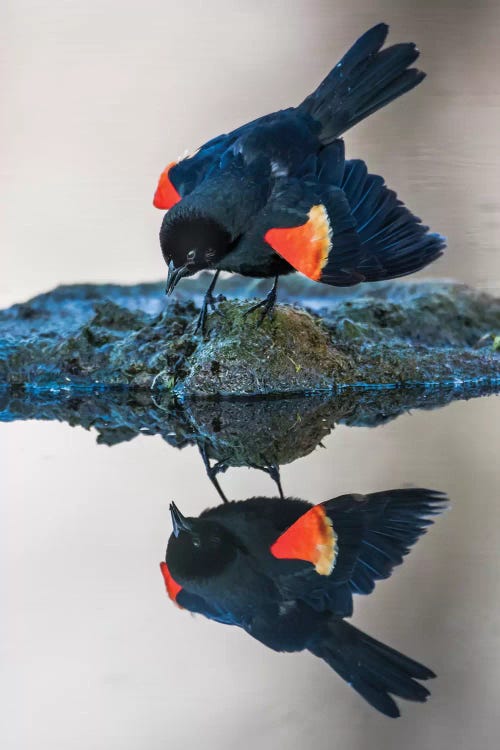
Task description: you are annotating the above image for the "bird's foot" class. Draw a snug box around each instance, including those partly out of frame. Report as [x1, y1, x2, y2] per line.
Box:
[198, 443, 229, 503]
[195, 292, 226, 335]
[248, 461, 284, 498]
[243, 286, 278, 326]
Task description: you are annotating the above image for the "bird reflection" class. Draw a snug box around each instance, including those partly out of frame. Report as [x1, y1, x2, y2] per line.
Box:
[175, 395, 340, 501]
[160, 488, 446, 717]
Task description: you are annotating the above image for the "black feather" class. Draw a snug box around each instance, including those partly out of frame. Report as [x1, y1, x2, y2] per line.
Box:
[317, 139, 346, 186]
[317, 489, 447, 596]
[339, 160, 446, 281]
[348, 489, 447, 595]
[309, 619, 434, 717]
[299, 23, 425, 143]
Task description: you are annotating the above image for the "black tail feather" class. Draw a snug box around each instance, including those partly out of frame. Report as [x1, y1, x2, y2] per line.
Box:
[299, 23, 425, 143]
[309, 619, 434, 717]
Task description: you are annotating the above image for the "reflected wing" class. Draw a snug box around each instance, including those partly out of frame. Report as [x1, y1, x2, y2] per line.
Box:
[336, 488, 447, 595]
[274, 489, 447, 616]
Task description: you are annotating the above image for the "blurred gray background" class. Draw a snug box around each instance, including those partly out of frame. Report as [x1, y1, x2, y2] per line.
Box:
[1, 2, 500, 750]
[1, 0, 500, 307]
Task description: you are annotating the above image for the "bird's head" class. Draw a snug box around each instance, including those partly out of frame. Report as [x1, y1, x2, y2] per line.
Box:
[159, 209, 231, 295]
[165, 502, 239, 583]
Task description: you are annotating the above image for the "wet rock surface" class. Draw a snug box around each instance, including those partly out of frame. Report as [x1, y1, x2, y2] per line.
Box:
[0, 274, 498, 397]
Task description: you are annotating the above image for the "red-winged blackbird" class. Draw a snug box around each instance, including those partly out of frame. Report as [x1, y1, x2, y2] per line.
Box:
[160, 489, 447, 717]
[154, 23, 445, 330]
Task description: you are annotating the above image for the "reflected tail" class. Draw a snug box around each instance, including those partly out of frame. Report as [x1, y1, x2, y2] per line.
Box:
[308, 618, 434, 717]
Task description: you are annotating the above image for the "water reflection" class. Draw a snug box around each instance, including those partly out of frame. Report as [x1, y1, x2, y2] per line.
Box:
[1, 382, 495, 499]
[3, 389, 500, 745]
[160, 488, 446, 717]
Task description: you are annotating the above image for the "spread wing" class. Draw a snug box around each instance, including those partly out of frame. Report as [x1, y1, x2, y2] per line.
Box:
[233, 137, 444, 285]
[233, 178, 365, 285]
[271, 489, 447, 617]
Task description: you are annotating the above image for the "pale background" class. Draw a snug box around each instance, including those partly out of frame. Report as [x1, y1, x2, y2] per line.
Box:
[1, 0, 500, 307]
[2, 2, 500, 750]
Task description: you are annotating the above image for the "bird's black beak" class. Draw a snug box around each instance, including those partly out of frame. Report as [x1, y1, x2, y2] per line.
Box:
[169, 502, 192, 537]
[165, 262, 189, 296]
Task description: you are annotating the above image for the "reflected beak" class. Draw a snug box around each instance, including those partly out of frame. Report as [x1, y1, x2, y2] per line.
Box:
[165, 262, 189, 296]
[169, 502, 192, 537]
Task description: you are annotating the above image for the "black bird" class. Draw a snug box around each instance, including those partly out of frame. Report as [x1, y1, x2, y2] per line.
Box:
[154, 23, 445, 331]
[160, 488, 447, 717]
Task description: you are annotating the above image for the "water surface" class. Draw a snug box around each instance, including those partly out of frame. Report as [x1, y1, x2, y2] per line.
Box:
[2, 393, 499, 749]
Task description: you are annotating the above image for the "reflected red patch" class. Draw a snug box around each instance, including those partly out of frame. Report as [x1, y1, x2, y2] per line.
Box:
[153, 162, 182, 209]
[270, 504, 336, 575]
[159, 561, 183, 606]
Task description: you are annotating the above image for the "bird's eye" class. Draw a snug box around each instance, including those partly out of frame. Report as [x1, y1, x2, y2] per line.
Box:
[192, 537, 201, 548]
[186, 249, 196, 262]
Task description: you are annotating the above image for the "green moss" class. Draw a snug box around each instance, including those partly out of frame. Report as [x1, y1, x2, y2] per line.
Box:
[90, 301, 148, 331]
[181, 301, 354, 396]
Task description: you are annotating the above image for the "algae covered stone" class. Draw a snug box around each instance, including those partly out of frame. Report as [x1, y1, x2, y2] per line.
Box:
[0, 276, 498, 397]
[180, 301, 354, 396]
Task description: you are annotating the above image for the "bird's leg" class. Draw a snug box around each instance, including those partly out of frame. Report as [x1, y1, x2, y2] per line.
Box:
[198, 443, 229, 503]
[195, 270, 222, 334]
[247, 461, 284, 499]
[267, 463, 284, 499]
[243, 275, 279, 325]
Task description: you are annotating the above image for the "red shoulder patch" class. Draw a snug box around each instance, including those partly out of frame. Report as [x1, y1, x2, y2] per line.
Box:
[270, 504, 337, 575]
[153, 162, 182, 210]
[264, 204, 332, 281]
[159, 562, 183, 607]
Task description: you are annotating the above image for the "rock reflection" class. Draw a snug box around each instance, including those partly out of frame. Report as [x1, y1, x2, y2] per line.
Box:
[160, 488, 447, 717]
[0, 384, 493, 499]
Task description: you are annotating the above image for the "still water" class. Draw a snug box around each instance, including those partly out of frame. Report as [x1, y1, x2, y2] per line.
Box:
[2, 391, 499, 749]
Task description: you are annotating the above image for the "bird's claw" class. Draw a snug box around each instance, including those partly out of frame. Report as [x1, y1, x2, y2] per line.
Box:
[243, 290, 277, 325]
[247, 460, 284, 497]
[195, 293, 226, 335]
[198, 443, 229, 503]
[243, 276, 279, 325]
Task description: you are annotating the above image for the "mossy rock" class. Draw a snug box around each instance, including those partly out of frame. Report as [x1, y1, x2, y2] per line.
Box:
[180, 301, 354, 396]
[0, 276, 498, 396]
